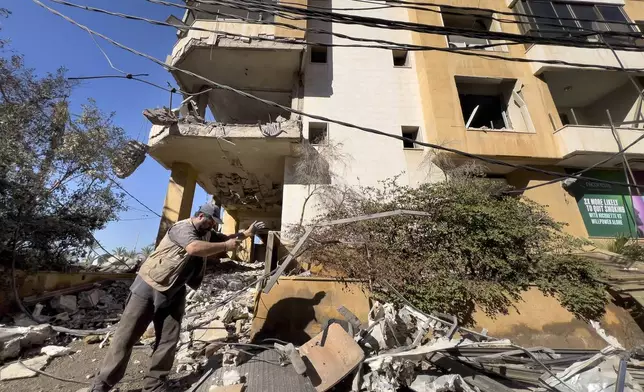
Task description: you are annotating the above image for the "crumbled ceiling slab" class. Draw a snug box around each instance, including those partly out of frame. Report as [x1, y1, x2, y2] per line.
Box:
[149, 119, 301, 146]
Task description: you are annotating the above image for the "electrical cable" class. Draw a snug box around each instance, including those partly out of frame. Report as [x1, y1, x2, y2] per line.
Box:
[199, 0, 638, 43]
[33, 0, 644, 191]
[347, 0, 639, 30]
[68, 72, 148, 80]
[108, 178, 162, 217]
[50, 0, 644, 74]
[188, 0, 644, 51]
[506, 132, 644, 194]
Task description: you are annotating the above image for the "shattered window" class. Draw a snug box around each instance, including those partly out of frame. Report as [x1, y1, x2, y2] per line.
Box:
[442, 7, 494, 49]
[456, 77, 535, 132]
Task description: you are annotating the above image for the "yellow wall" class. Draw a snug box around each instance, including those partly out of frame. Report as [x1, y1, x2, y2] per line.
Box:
[506, 168, 589, 237]
[275, 0, 307, 39]
[474, 288, 644, 348]
[408, 2, 561, 161]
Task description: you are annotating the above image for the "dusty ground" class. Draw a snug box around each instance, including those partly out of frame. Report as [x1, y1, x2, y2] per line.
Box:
[0, 340, 204, 392]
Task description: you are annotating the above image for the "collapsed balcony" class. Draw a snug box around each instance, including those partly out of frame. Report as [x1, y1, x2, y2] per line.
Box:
[145, 109, 302, 213]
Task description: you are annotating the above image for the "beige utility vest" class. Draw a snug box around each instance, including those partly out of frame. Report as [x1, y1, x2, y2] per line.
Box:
[138, 219, 210, 292]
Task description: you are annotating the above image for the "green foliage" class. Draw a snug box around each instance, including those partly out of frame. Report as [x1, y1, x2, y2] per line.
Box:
[608, 234, 644, 262]
[306, 172, 607, 325]
[0, 48, 127, 270]
[608, 233, 630, 254]
[140, 244, 155, 259]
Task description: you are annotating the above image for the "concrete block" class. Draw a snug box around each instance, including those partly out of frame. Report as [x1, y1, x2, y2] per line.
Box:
[192, 320, 229, 343]
[51, 295, 77, 313]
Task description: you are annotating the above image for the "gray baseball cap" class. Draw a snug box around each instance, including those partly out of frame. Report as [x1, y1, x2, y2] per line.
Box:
[197, 203, 223, 224]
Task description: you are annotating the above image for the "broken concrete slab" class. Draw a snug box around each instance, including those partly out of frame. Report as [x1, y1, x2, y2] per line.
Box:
[193, 320, 229, 343]
[0, 338, 21, 362]
[143, 108, 178, 125]
[41, 345, 73, 358]
[78, 289, 101, 309]
[0, 355, 49, 380]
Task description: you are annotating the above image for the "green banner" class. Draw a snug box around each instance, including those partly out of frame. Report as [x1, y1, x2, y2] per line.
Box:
[568, 170, 640, 238]
[577, 193, 636, 237]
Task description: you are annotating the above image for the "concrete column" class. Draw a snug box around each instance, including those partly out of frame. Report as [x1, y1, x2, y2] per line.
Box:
[221, 208, 239, 236]
[156, 162, 198, 245]
[221, 208, 239, 259]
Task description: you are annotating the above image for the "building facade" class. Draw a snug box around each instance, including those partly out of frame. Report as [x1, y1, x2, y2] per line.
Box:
[147, 0, 644, 257]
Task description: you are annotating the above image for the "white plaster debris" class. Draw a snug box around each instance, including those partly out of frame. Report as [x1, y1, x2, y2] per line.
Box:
[409, 374, 477, 392]
[41, 345, 73, 358]
[0, 324, 55, 362]
[221, 369, 241, 386]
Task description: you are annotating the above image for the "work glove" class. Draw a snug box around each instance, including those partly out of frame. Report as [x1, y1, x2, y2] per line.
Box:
[243, 221, 266, 237]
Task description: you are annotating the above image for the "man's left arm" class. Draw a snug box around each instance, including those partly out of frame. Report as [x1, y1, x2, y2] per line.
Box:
[220, 221, 266, 241]
[207, 221, 266, 260]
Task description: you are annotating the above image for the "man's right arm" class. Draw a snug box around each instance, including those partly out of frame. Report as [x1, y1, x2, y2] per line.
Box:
[185, 238, 237, 257]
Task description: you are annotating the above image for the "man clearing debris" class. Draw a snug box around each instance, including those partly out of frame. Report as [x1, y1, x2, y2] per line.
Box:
[90, 203, 265, 392]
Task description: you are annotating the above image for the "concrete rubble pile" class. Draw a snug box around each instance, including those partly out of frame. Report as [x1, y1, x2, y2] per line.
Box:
[21, 281, 131, 331]
[355, 302, 644, 392]
[0, 259, 263, 383]
[195, 300, 644, 392]
[153, 260, 263, 375]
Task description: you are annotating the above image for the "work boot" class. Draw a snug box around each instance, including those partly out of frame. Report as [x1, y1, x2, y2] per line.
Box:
[87, 380, 111, 392]
[142, 376, 170, 392]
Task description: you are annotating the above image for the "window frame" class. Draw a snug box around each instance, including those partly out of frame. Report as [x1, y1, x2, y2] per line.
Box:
[514, 0, 636, 43]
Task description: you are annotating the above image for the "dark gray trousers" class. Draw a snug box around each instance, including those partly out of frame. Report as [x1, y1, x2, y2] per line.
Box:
[92, 291, 185, 392]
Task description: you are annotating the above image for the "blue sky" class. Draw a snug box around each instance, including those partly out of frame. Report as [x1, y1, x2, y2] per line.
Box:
[3, 1, 208, 252]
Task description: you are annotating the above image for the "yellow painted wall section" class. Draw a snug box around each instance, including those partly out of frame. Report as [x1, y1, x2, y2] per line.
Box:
[408, 2, 561, 161]
[506, 168, 589, 237]
[624, 1, 644, 25]
[275, 0, 306, 39]
[473, 288, 644, 348]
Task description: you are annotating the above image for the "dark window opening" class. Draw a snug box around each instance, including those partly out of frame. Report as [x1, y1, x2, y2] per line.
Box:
[455, 77, 533, 131]
[459, 94, 507, 129]
[401, 126, 420, 148]
[309, 122, 328, 144]
[392, 50, 409, 67]
[311, 46, 328, 63]
[442, 7, 494, 49]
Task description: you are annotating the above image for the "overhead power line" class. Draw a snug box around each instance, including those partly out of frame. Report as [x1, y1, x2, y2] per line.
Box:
[188, 0, 644, 51]
[32, 0, 644, 191]
[348, 0, 639, 29]
[49, 0, 644, 72]
[506, 132, 644, 194]
[108, 178, 162, 217]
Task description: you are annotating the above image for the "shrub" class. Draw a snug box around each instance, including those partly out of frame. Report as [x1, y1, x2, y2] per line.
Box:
[305, 173, 607, 325]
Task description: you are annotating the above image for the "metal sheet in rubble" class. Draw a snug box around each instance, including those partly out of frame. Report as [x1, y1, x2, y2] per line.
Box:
[198, 349, 316, 392]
